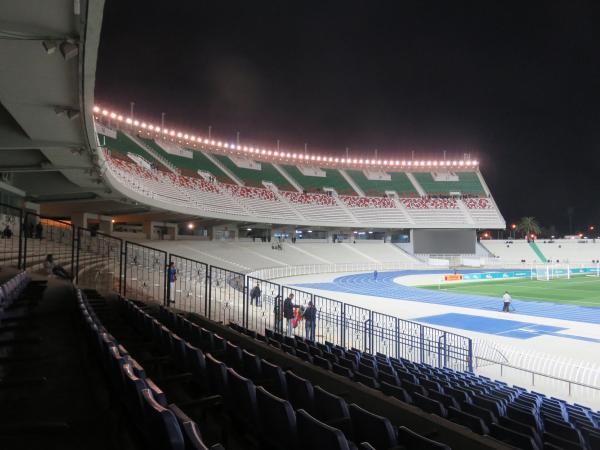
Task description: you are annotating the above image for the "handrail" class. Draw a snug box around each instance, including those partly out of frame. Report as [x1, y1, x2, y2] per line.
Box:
[474, 355, 600, 396]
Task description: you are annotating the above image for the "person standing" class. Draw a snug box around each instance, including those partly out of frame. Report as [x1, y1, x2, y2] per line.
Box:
[304, 301, 317, 341]
[250, 283, 261, 307]
[283, 293, 296, 336]
[373, 270, 378, 281]
[167, 262, 177, 304]
[502, 291, 512, 312]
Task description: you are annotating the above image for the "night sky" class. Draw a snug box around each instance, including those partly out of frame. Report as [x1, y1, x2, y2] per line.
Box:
[96, 1, 600, 235]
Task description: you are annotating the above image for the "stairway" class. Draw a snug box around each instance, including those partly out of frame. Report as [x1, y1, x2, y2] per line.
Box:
[529, 240, 548, 263]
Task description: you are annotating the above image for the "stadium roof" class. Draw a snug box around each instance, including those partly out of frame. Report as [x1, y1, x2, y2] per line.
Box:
[0, 0, 149, 216]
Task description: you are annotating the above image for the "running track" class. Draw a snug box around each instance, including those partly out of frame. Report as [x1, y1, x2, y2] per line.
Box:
[294, 270, 600, 325]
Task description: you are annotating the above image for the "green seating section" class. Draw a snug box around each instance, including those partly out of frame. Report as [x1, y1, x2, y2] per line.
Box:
[137, 137, 231, 181]
[213, 154, 293, 189]
[281, 165, 356, 194]
[412, 171, 485, 194]
[103, 132, 160, 165]
[346, 170, 418, 197]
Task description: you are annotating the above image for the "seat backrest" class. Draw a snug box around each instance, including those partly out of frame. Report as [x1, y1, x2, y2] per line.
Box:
[168, 404, 211, 450]
[490, 423, 538, 450]
[296, 409, 351, 450]
[397, 425, 450, 449]
[349, 403, 398, 450]
[354, 372, 379, 390]
[447, 406, 489, 435]
[313, 386, 350, 423]
[256, 386, 297, 449]
[205, 353, 228, 396]
[412, 392, 447, 417]
[428, 390, 459, 410]
[286, 370, 314, 413]
[227, 368, 258, 426]
[242, 349, 262, 379]
[261, 359, 288, 399]
[461, 401, 497, 426]
[379, 381, 412, 404]
[140, 389, 185, 450]
[225, 341, 242, 370]
[314, 355, 333, 371]
[332, 363, 353, 379]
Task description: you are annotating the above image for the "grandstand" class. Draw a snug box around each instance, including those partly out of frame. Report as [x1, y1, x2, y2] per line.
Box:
[1, 1, 600, 450]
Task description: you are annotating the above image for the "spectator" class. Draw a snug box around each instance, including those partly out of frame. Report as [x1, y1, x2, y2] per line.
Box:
[250, 283, 261, 307]
[304, 301, 316, 341]
[2, 225, 12, 239]
[43, 254, 72, 280]
[283, 293, 297, 336]
[35, 222, 43, 239]
[167, 262, 177, 304]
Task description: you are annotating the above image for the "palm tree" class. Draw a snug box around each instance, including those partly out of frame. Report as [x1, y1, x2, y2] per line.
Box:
[516, 217, 541, 238]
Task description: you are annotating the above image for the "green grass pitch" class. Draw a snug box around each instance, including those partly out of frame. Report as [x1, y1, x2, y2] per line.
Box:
[418, 275, 600, 307]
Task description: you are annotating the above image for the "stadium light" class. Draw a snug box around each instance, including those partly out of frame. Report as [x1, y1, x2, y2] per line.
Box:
[93, 106, 484, 170]
[188, 223, 194, 229]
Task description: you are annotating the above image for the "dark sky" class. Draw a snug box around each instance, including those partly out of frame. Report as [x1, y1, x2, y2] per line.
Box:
[96, 1, 600, 234]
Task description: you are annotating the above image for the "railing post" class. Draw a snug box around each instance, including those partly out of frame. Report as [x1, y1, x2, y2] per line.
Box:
[75, 227, 81, 283]
[207, 266, 212, 319]
[123, 243, 128, 298]
[467, 338, 473, 372]
[118, 239, 123, 295]
[340, 303, 346, 349]
[70, 224, 75, 277]
[17, 207, 23, 269]
[419, 324, 425, 364]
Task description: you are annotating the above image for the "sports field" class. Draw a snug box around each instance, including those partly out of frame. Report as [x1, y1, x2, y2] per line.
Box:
[418, 275, 600, 307]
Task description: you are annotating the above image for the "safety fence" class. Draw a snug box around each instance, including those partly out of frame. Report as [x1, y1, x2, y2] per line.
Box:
[0, 203, 22, 268]
[0, 211, 472, 372]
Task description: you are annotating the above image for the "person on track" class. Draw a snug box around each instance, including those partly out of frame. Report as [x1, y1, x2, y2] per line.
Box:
[502, 291, 512, 312]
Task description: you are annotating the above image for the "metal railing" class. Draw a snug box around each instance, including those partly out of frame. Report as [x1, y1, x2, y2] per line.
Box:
[474, 355, 600, 399]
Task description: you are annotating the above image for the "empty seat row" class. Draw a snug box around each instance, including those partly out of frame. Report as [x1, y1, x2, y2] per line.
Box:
[153, 304, 453, 449]
[232, 323, 600, 450]
[77, 290, 224, 450]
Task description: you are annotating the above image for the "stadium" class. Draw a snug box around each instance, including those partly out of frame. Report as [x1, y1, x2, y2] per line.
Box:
[1, 2, 599, 450]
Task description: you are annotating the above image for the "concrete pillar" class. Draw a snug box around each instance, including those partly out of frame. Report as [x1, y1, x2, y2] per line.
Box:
[71, 212, 87, 229]
[98, 215, 113, 234]
[142, 221, 153, 240]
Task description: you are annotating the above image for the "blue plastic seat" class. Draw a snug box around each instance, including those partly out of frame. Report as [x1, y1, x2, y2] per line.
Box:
[286, 370, 314, 413]
[226, 367, 258, 429]
[140, 389, 185, 450]
[447, 406, 489, 435]
[261, 359, 288, 399]
[349, 403, 398, 450]
[297, 409, 353, 450]
[256, 386, 298, 450]
[397, 425, 450, 449]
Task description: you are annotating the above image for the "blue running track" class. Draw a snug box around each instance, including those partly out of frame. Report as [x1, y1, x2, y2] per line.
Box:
[294, 270, 600, 325]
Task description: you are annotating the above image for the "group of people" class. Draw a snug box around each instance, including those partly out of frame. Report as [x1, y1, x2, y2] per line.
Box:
[250, 284, 318, 341]
[274, 292, 317, 341]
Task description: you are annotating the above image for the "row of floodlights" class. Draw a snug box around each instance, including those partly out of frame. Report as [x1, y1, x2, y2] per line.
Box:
[94, 106, 478, 167]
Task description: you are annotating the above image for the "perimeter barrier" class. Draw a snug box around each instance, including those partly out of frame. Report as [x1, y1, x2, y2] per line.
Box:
[0, 202, 473, 372]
